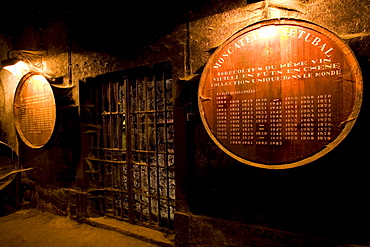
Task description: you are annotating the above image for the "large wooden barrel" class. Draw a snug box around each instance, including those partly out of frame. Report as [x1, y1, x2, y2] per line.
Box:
[13, 72, 56, 148]
[198, 19, 363, 169]
[0, 141, 19, 190]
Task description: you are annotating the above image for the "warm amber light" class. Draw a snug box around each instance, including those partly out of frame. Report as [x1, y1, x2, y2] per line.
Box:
[259, 25, 279, 38]
[3, 60, 30, 77]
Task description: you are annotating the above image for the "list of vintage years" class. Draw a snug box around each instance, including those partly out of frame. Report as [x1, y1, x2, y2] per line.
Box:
[198, 20, 362, 168]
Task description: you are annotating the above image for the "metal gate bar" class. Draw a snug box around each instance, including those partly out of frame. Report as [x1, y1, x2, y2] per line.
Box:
[82, 64, 174, 230]
[97, 79, 129, 219]
[128, 70, 175, 229]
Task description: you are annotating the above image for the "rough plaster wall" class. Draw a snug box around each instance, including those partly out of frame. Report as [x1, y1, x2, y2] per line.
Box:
[306, 0, 370, 34]
[306, 0, 370, 59]
[189, 0, 370, 75]
[189, 0, 309, 74]
[13, 19, 186, 83]
[11, 21, 123, 83]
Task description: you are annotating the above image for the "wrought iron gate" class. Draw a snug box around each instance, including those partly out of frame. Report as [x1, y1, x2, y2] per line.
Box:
[80, 64, 175, 230]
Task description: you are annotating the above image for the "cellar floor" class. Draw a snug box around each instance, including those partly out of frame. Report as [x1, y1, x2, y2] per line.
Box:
[0, 209, 171, 247]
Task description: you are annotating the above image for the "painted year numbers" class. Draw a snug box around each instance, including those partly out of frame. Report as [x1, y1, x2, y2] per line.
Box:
[215, 94, 334, 145]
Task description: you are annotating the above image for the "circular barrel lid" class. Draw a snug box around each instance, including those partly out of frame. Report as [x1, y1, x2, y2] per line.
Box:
[13, 72, 56, 148]
[198, 19, 363, 169]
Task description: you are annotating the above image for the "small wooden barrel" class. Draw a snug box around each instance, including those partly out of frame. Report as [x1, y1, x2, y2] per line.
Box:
[0, 141, 19, 190]
[13, 72, 56, 148]
[198, 19, 363, 169]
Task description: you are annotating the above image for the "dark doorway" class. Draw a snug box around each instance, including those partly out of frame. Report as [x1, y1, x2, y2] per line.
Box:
[80, 63, 175, 231]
